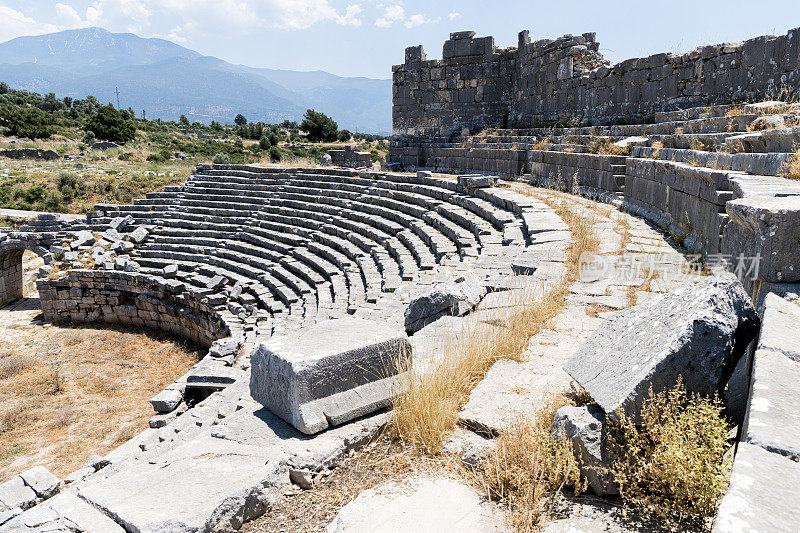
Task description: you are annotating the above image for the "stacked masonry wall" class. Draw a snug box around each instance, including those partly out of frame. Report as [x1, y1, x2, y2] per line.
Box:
[37, 270, 232, 348]
[393, 27, 800, 136]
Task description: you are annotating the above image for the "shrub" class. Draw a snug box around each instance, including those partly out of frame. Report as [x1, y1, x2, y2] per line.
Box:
[57, 172, 86, 202]
[0, 105, 55, 139]
[259, 133, 272, 150]
[118, 152, 133, 161]
[609, 379, 732, 528]
[268, 146, 281, 162]
[84, 105, 136, 144]
[212, 152, 230, 164]
[301, 109, 338, 142]
[482, 396, 585, 532]
[82, 130, 96, 146]
[338, 129, 352, 142]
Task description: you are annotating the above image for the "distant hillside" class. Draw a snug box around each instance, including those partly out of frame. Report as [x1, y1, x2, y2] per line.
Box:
[0, 28, 391, 133]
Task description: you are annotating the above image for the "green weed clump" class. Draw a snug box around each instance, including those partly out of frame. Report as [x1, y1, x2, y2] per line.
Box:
[609, 379, 732, 529]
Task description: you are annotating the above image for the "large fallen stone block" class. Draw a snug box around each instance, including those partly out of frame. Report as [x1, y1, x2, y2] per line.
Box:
[563, 273, 758, 420]
[552, 404, 617, 496]
[327, 476, 507, 533]
[712, 442, 800, 533]
[250, 317, 411, 435]
[404, 275, 488, 333]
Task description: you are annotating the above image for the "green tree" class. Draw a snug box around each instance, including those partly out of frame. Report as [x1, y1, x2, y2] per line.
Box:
[84, 104, 136, 144]
[259, 133, 272, 150]
[0, 106, 55, 139]
[268, 146, 281, 162]
[179, 115, 190, 126]
[300, 109, 338, 143]
[234, 114, 247, 126]
[338, 129, 352, 142]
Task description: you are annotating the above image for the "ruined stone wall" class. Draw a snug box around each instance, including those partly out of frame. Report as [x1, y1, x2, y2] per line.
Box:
[37, 270, 231, 347]
[392, 31, 515, 137]
[393, 27, 800, 135]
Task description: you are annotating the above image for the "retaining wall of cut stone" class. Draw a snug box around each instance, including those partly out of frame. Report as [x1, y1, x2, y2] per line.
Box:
[36, 270, 234, 348]
[527, 150, 625, 195]
[393, 27, 800, 136]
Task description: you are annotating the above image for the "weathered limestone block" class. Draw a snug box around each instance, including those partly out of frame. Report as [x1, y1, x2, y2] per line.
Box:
[712, 443, 800, 533]
[563, 273, 758, 420]
[250, 317, 411, 435]
[0, 476, 36, 510]
[78, 440, 288, 533]
[404, 275, 488, 333]
[723, 195, 800, 283]
[128, 226, 149, 244]
[443, 428, 498, 470]
[742, 293, 800, 460]
[163, 263, 178, 278]
[552, 404, 618, 496]
[19, 466, 60, 499]
[457, 174, 497, 190]
[149, 388, 183, 413]
[70, 230, 94, 250]
[327, 476, 508, 533]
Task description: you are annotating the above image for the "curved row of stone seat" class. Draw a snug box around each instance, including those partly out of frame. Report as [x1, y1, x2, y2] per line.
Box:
[184, 169, 504, 249]
[91, 168, 533, 331]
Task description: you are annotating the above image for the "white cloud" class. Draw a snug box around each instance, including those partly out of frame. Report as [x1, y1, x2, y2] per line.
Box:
[404, 13, 438, 29]
[448, 12, 461, 20]
[0, 6, 58, 42]
[54, 3, 87, 28]
[157, 0, 362, 32]
[336, 4, 363, 27]
[375, 4, 405, 28]
[375, 2, 438, 29]
[85, 0, 151, 32]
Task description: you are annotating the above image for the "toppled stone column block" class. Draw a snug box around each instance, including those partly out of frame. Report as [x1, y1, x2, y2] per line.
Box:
[250, 317, 411, 435]
[563, 273, 758, 420]
[552, 404, 617, 496]
[404, 275, 488, 333]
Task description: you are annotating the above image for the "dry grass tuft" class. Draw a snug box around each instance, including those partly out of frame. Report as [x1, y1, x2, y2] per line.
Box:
[724, 107, 748, 117]
[780, 147, 800, 180]
[609, 379, 732, 529]
[391, 190, 600, 455]
[480, 395, 586, 532]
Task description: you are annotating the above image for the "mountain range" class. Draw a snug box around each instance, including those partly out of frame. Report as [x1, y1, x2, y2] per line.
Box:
[0, 28, 391, 134]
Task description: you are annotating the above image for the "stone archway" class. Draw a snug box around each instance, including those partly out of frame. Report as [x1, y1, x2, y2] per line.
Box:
[0, 240, 50, 308]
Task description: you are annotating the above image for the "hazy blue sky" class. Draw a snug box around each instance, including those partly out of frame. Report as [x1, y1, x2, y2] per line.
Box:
[2, 1, 800, 78]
